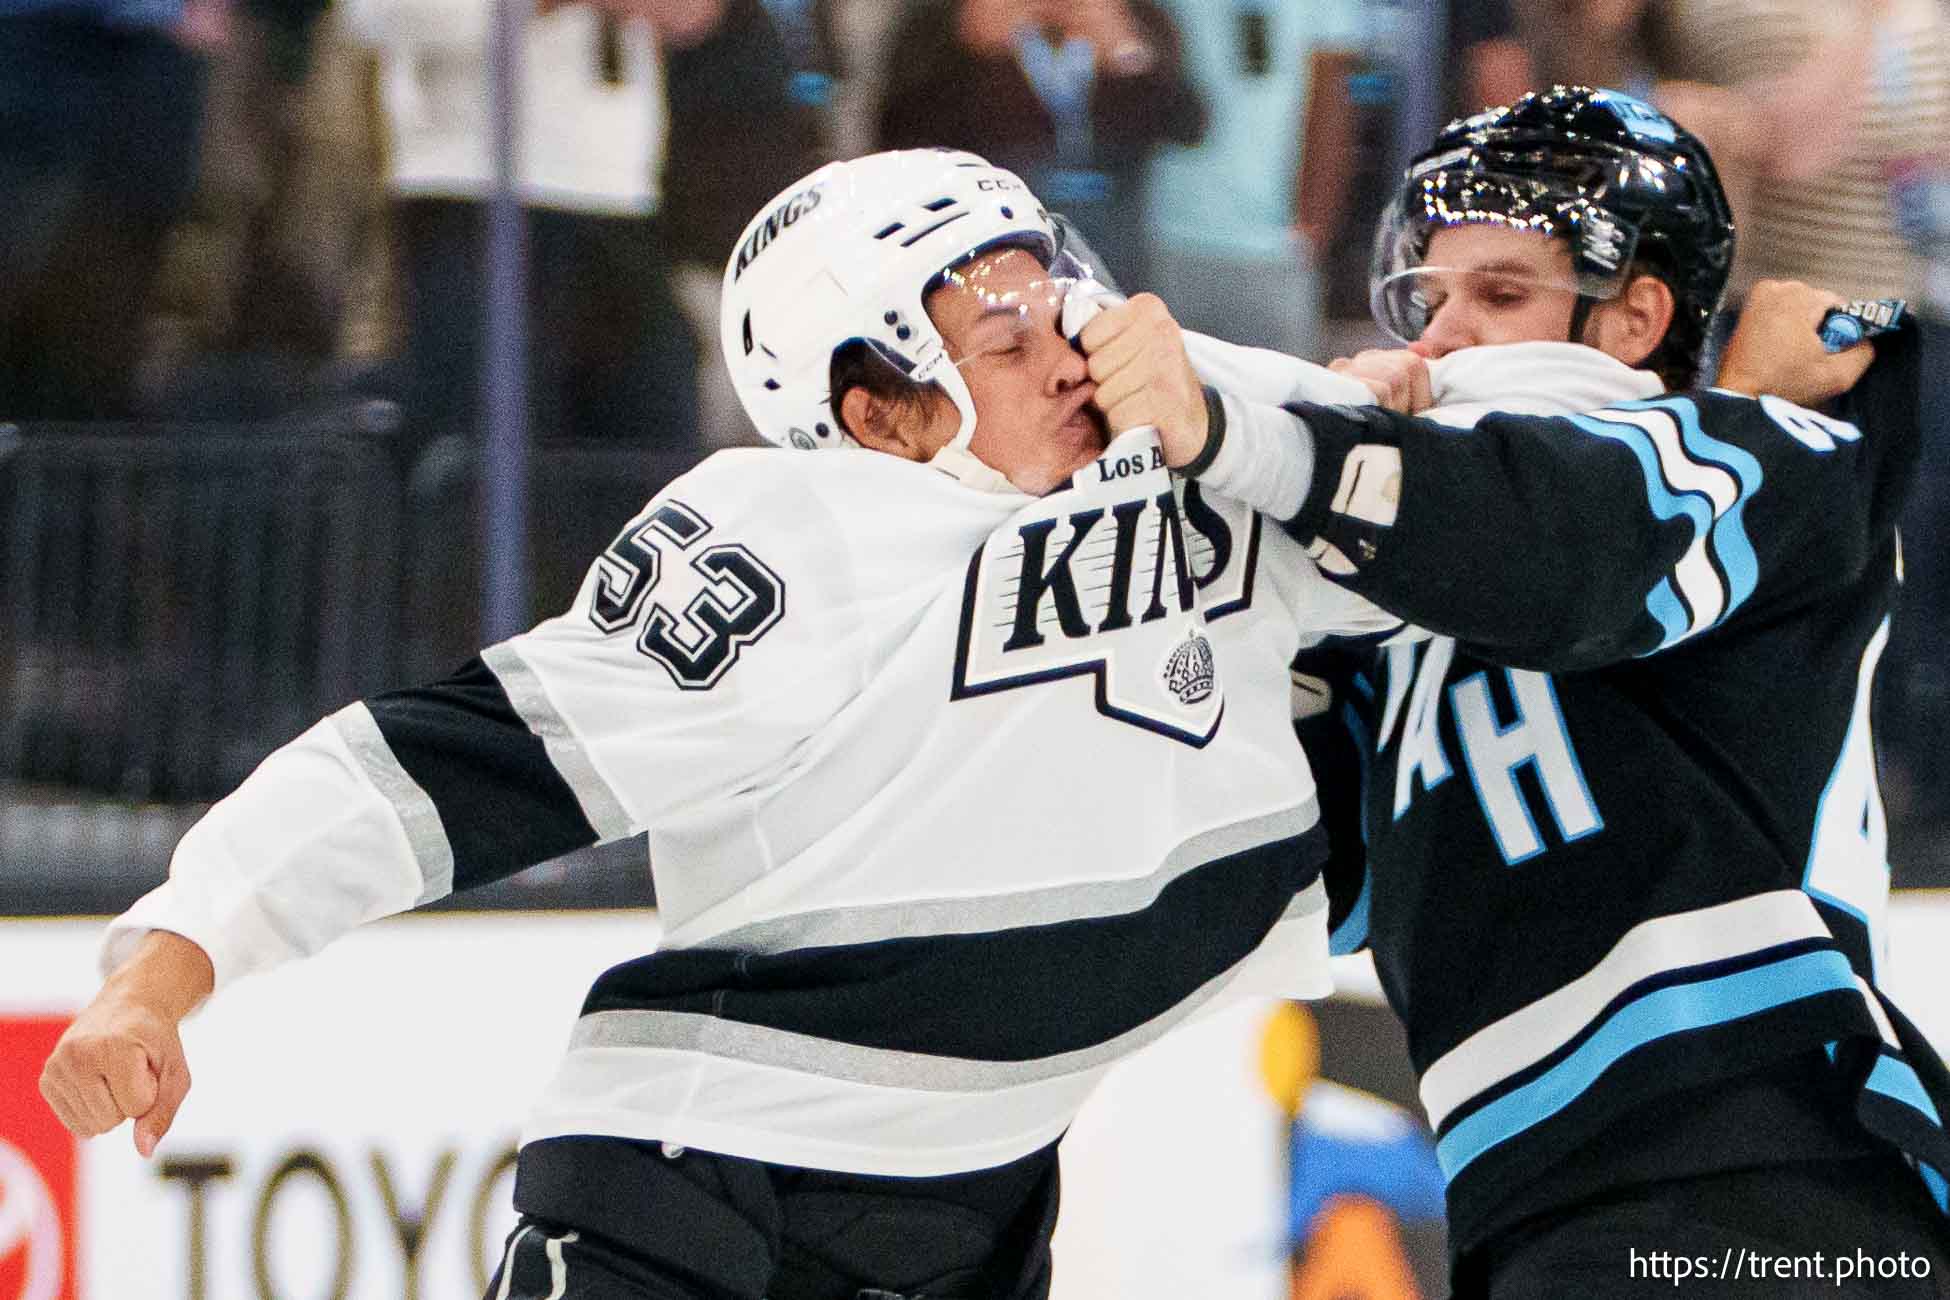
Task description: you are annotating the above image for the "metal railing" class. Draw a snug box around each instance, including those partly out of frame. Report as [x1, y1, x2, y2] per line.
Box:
[2, 422, 403, 804]
[0, 419, 697, 914]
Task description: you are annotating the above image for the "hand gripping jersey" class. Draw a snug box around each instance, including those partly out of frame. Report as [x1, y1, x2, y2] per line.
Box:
[106, 428, 1395, 1177]
[1285, 336, 1950, 1251]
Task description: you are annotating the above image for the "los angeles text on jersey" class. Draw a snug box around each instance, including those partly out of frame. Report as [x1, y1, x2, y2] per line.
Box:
[952, 439, 1259, 747]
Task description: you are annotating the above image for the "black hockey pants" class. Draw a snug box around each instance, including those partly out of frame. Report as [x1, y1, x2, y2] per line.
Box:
[484, 1136, 1060, 1300]
[1459, 1152, 1950, 1299]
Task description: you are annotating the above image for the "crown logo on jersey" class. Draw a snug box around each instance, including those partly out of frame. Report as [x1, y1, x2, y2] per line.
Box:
[1162, 628, 1216, 706]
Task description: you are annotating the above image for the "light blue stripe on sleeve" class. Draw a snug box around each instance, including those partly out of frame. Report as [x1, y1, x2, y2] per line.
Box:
[1328, 698, 1373, 956]
[1620, 398, 1764, 627]
[1923, 1163, 1950, 1215]
[1644, 577, 1692, 649]
[1567, 413, 1717, 649]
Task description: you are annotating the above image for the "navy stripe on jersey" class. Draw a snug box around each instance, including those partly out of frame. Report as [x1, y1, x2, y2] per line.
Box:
[365, 655, 598, 891]
[578, 826, 1325, 1066]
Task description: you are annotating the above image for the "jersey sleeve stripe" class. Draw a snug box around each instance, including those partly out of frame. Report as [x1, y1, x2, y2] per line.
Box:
[1627, 396, 1765, 627]
[482, 641, 636, 843]
[330, 702, 456, 905]
[1568, 409, 1739, 649]
[363, 656, 599, 891]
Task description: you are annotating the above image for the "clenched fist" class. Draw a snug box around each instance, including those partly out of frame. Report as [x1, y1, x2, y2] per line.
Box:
[1076, 293, 1210, 468]
[1717, 279, 1876, 406]
[40, 931, 213, 1158]
[1328, 349, 1434, 413]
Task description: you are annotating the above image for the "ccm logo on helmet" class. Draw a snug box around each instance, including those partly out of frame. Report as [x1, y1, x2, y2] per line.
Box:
[734, 185, 824, 281]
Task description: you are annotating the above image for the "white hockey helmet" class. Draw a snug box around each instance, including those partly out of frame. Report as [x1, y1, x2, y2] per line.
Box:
[720, 148, 1063, 453]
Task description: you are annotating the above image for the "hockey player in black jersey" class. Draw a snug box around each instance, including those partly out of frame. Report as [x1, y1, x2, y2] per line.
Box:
[1081, 87, 1950, 1296]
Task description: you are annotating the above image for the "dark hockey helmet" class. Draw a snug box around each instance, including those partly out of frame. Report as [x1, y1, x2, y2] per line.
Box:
[1371, 85, 1736, 381]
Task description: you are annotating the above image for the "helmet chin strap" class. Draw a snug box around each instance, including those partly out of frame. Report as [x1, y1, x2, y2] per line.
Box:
[1569, 294, 1599, 347]
[929, 442, 1023, 494]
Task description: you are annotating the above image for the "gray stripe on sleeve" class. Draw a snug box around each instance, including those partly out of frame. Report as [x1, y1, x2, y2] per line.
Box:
[331, 702, 456, 905]
[482, 641, 636, 843]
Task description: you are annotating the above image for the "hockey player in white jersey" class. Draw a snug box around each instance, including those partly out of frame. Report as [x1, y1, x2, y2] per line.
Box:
[39, 149, 1398, 1300]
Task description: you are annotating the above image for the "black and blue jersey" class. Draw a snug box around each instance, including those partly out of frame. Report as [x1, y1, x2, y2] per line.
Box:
[1281, 332, 1950, 1254]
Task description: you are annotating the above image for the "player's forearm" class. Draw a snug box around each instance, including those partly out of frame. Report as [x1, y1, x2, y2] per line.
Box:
[1179, 397, 1671, 667]
[1183, 390, 1319, 521]
[100, 931, 215, 1023]
[1181, 329, 1374, 409]
[103, 709, 435, 993]
[1275, 402, 1676, 666]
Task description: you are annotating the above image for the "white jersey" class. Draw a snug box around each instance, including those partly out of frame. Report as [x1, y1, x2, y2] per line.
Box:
[107, 429, 1395, 1177]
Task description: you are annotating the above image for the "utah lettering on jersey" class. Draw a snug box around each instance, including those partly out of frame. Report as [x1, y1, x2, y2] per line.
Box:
[1378, 635, 1604, 864]
[952, 433, 1259, 746]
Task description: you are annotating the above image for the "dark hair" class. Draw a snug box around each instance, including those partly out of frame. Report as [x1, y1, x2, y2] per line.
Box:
[827, 341, 946, 437]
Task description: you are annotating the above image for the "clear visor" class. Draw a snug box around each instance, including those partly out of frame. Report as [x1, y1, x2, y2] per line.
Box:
[1368, 187, 1633, 343]
[934, 273, 1098, 371]
[1370, 265, 1589, 345]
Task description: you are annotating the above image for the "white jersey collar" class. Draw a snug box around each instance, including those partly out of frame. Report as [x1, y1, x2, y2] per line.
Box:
[1425, 342, 1665, 427]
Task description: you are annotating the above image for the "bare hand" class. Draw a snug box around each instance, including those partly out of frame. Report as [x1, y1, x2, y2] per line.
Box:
[1328, 349, 1434, 413]
[40, 932, 212, 1158]
[1078, 293, 1209, 467]
[1717, 279, 1875, 405]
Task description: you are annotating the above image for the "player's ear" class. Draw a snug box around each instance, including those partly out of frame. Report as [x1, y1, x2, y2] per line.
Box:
[1588, 271, 1677, 371]
[840, 386, 923, 460]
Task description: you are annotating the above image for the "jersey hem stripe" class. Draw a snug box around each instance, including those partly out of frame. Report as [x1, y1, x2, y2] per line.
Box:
[697, 799, 1319, 955]
[1420, 890, 1831, 1126]
[567, 939, 1257, 1093]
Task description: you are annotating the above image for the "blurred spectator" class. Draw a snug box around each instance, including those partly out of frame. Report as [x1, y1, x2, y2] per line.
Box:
[877, 0, 1206, 292]
[823, 0, 910, 157]
[138, 5, 395, 420]
[1143, 0, 1363, 357]
[0, 0, 220, 420]
[342, 0, 715, 446]
[1555, 0, 1950, 864]
[758, 0, 845, 139]
[661, 0, 832, 444]
[1318, 0, 1534, 331]
[1445, 0, 1532, 117]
